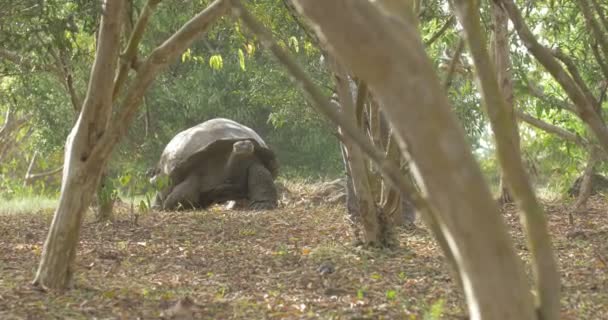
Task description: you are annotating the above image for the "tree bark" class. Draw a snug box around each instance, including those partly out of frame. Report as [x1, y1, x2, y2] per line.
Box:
[492, 1, 519, 205]
[33, 0, 230, 289]
[291, 1, 537, 318]
[33, 0, 124, 289]
[331, 60, 384, 246]
[572, 149, 600, 212]
[453, 1, 560, 318]
[0, 107, 29, 166]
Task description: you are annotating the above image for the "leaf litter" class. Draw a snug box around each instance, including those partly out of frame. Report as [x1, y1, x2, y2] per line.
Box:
[0, 188, 606, 319]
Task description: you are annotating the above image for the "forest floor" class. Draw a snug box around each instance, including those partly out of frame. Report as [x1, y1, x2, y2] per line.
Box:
[0, 185, 607, 319]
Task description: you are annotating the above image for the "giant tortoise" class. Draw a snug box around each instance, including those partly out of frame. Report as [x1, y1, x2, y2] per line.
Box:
[150, 118, 279, 210]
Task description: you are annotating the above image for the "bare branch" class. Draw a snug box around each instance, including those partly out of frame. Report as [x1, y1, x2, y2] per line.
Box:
[516, 110, 589, 147]
[522, 81, 577, 113]
[498, 0, 608, 155]
[425, 15, 455, 46]
[454, 0, 560, 318]
[113, 0, 162, 100]
[23, 151, 62, 186]
[552, 49, 600, 112]
[443, 38, 465, 89]
[86, 0, 230, 169]
[591, 41, 608, 81]
[578, 0, 608, 62]
[25, 167, 64, 185]
[590, 0, 608, 32]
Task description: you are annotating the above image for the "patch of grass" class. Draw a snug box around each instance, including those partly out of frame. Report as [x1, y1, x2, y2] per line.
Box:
[0, 195, 57, 215]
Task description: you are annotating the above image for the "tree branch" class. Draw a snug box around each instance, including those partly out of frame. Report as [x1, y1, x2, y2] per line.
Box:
[590, 0, 608, 33]
[443, 38, 465, 89]
[591, 41, 608, 81]
[25, 167, 64, 184]
[112, 0, 162, 100]
[454, 0, 560, 318]
[498, 0, 608, 155]
[86, 0, 230, 170]
[231, 0, 417, 202]
[521, 81, 577, 113]
[293, 0, 540, 316]
[552, 48, 600, 112]
[578, 0, 608, 63]
[425, 15, 455, 46]
[0, 48, 60, 75]
[516, 110, 589, 147]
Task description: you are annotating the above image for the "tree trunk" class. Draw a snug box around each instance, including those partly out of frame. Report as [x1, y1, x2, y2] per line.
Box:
[572, 149, 600, 213]
[454, 1, 560, 318]
[492, 1, 519, 205]
[331, 59, 385, 247]
[95, 172, 115, 222]
[33, 0, 124, 289]
[33, 0, 229, 289]
[291, 1, 538, 318]
[500, 0, 608, 157]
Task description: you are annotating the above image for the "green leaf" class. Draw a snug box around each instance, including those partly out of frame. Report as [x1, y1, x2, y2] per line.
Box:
[181, 48, 192, 63]
[288, 36, 299, 53]
[245, 43, 255, 56]
[119, 174, 132, 186]
[535, 103, 543, 118]
[238, 48, 246, 71]
[356, 289, 365, 299]
[138, 200, 148, 213]
[209, 54, 223, 70]
[386, 290, 397, 300]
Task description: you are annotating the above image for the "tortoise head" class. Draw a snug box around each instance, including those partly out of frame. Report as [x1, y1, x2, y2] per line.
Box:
[232, 140, 255, 155]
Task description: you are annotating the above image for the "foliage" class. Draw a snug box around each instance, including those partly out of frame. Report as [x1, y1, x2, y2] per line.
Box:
[2, 0, 606, 197]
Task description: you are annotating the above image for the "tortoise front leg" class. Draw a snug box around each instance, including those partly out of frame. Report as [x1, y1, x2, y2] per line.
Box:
[246, 162, 278, 210]
[163, 176, 200, 210]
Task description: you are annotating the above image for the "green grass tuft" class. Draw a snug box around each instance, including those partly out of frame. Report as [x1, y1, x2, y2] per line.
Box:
[0, 196, 58, 215]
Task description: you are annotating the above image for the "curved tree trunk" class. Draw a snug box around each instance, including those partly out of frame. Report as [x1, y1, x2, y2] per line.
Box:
[33, 0, 230, 290]
[33, 0, 124, 289]
[291, 1, 538, 318]
[454, 1, 560, 318]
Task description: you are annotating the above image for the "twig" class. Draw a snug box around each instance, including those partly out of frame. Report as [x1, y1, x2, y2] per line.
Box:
[425, 16, 455, 46]
[516, 110, 589, 147]
[112, 0, 163, 100]
[498, 0, 608, 154]
[578, 0, 608, 63]
[443, 38, 465, 89]
[552, 49, 600, 112]
[591, 41, 608, 81]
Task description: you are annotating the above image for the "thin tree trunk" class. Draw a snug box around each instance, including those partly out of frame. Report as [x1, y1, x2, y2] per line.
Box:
[33, 0, 229, 289]
[499, 0, 608, 156]
[291, 1, 537, 318]
[331, 59, 384, 246]
[454, 1, 560, 318]
[95, 172, 114, 222]
[572, 149, 600, 212]
[33, 0, 124, 289]
[492, 1, 519, 205]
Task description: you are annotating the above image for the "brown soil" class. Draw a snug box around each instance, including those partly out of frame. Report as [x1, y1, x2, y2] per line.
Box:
[0, 193, 606, 319]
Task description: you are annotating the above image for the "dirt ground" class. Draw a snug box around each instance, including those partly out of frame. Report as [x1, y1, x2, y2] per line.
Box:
[0, 193, 607, 319]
